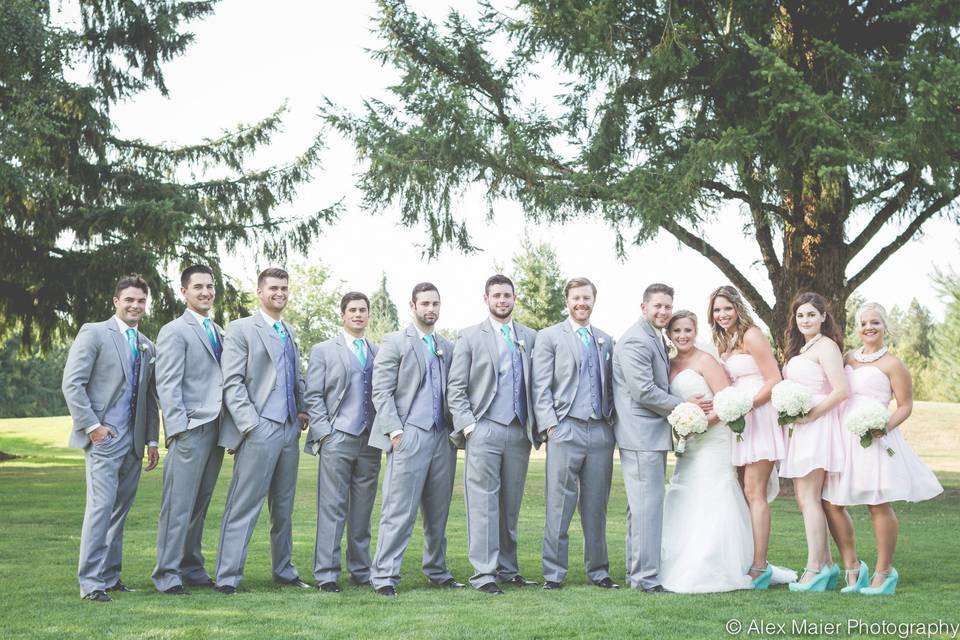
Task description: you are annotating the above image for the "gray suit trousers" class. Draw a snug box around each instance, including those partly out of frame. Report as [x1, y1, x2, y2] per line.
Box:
[464, 418, 531, 588]
[215, 417, 301, 588]
[371, 426, 456, 589]
[78, 432, 142, 596]
[542, 417, 614, 584]
[313, 430, 382, 584]
[152, 421, 224, 591]
[620, 449, 667, 590]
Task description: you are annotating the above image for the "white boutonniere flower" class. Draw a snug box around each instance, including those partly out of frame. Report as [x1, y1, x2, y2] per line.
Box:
[666, 340, 679, 360]
[435, 348, 444, 358]
[517, 339, 526, 352]
[137, 342, 148, 353]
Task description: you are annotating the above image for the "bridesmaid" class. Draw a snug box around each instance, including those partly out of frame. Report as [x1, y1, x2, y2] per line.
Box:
[822, 302, 943, 595]
[780, 292, 849, 591]
[708, 286, 784, 588]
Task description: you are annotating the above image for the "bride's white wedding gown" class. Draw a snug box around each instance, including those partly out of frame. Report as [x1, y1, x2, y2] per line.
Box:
[660, 368, 795, 593]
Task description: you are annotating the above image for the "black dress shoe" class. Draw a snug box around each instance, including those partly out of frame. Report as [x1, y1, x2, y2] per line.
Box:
[105, 581, 133, 593]
[434, 578, 465, 589]
[477, 582, 504, 595]
[375, 585, 397, 597]
[185, 578, 216, 588]
[215, 585, 237, 595]
[593, 577, 620, 589]
[82, 590, 112, 602]
[318, 582, 341, 593]
[163, 585, 191, 596]
[542, 581, 562, 590]
[499, 575, 538, 587]
[642, 584, 670, 593]
[279, 578, 312, 589]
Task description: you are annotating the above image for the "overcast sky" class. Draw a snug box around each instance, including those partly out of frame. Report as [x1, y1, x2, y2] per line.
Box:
[92, 0, 959, 337]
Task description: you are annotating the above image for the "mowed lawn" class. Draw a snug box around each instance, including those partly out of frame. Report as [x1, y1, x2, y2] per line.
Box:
[1, 403, 958, 639]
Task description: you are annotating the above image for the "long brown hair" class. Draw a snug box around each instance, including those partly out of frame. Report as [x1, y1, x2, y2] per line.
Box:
[707, 285, 756, 354]
[783, 292, 843, 361]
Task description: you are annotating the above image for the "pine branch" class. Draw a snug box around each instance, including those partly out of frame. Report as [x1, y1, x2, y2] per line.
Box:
[702, 180, 788, 219]
[847, 170, 920, 258]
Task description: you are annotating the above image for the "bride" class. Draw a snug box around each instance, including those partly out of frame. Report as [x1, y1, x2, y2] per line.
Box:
[660, 311, 795, 592]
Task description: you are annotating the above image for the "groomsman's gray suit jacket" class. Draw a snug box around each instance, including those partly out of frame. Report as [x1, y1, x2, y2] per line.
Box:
[61, 319, 160, 458]
[531, 321, 615, 433]
[446, 319, 538, 449]
[155, 311, 224, 443]
[368, 324, 454, 452]
[303, 334, 379, 451]
[611, 318, 682, 451]
[218, 314, 306, 451]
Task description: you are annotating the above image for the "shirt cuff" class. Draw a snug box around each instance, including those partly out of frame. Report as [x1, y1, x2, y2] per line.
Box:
[463, 423, 476, 437]
[389, 429, 403, 439]
[148, 441, 158, 448]
[85, 423, 101, 434]
[310, 433, 327, 455]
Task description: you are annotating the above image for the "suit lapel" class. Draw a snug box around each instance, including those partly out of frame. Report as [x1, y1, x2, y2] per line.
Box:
[137, 332, 151, 386]
[638, 319, 667, 366]
[517, 324, 532, 384]
[405, 325, 425, 380]
[335, 334, 354, 380]
[481, 321, 499, 369]
[107, 322, 131, 379]
[185, 312, 217, 361]
[562, 321, 583, 367]
[254, 314, 282, 365]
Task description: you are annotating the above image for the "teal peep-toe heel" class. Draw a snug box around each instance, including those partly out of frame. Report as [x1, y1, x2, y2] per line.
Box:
[750, 564, 773, 590]
[788, 565, 833, 592]
[840, 561, 870, 593]
[860, 568, 898, 596]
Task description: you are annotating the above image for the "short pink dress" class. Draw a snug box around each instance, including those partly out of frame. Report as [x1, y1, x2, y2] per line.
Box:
[723, 353, 785, 465]
[779, 356, 845, 478]
[822, 365, 943, 505]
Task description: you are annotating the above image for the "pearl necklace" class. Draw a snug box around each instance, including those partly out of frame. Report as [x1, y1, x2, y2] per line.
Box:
[853, 346, 888, 363]
[799, 333, 822, 354]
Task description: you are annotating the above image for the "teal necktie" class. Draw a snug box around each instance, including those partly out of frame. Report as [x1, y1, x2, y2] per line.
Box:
[126, 327, 139, 359]
[203, 318, 218, 347]
[500, 324, 515, 352]
[354, 338, 367, 367]
[273, 321, 288, 344]
[577, 327, 591, 348]
[423, 334, 437, 357]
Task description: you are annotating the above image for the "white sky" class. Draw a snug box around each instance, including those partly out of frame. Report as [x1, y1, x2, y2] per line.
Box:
[100, 0, 958, 337]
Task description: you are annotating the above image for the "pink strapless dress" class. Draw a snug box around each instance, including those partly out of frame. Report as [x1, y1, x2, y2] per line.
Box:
[723, 354, 785, 465]
[822, 365, 943, 505]
[779, 357, 845, 478]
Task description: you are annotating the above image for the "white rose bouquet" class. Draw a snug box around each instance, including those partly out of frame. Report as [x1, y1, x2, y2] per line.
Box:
[713, 387, 754, 442]
[667, 402, 708, 457]
[845, 400, 895, 456]
[770, 380, 814, 438]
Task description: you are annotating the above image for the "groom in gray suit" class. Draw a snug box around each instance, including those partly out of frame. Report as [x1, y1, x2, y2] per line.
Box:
[612, 283, 709, 591]
[304, 291, 381, 592]
[152, 265, 225, 594]
[447, 274, 538, 594]
[532, 277, 618, 590]
[214, 267, 310, 594]
[62, 274, 160, 601]
[369, 282, 462, 596]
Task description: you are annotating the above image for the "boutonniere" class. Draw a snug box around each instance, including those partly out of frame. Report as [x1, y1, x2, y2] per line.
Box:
[666, 340, 679, 360]
[596, 337, 605, 348]
[517, 339, 526, 352]
[435, 348, 444, 358]
[137, 342, 148, 353]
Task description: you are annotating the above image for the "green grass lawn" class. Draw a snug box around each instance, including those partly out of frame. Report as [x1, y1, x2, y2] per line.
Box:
[1, 414, 958, 639]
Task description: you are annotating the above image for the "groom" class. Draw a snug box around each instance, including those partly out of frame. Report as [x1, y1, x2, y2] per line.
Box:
[612, 283, 709, 591]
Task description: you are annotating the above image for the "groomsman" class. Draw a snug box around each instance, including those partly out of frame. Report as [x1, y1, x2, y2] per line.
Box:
[447, 274, 538, 594]
[613, 283, 708, 592]
[214, 268, 310, 594]
[532, 277, 618, 590]
[369, 282, 462, 596]
[62, 275, 160, 601]
[151, 265, 225, 595]
[304, 292, 381, 592]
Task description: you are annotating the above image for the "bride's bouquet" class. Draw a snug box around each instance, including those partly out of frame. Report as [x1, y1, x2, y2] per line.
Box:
[713, 387, 754, 442]
[846, 401, 895, 456]
[770, 380, 813, 438]
[667, 402, 708, 457]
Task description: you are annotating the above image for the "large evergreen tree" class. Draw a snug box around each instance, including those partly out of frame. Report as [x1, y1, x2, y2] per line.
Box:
[284, 263, 344, 355]
[930, 267, 960, 401]
[1, 0, 334, 350]
[511, 237, 567, 329]
[367, 273, 400, 343]
[324, 0, 960, 348]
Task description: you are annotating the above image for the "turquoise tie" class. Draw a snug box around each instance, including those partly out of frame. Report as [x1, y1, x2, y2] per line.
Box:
[203, 318, 218, 347]
[273, 321, 288, 344]
[500, 324, 515, 352]
[423, 334, 437, 357]
[577, 327, 591, 348]
[354, 338, 367, 367]
[126, 327, 139, 359]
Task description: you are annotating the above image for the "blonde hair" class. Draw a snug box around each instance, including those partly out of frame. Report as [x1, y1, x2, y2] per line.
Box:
[855, 302, 890, 335]
[707, 285, 756, 354]
[667, 310, 698, 333]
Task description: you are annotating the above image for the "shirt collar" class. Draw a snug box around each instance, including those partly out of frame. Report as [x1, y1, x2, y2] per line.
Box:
[489, 316, 514, 335]
[187, 308, 210, 325]
[260, 308, 282, 327]
[114, 315, 137, 334]
[414, 324, 434, 340]
[568, 318, 592, 335]
[343, 330, 367, 346]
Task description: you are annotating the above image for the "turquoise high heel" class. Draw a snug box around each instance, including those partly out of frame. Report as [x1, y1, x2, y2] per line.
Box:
[788, 565, 833, 592]
[841, 561, 870, 593]
[750, 564, 773, 590]
[825, 563, 840, 590]
[860, 568, 898, 596]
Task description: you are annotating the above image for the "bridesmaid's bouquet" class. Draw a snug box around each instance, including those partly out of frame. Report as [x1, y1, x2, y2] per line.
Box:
[713, 387, 754, 442]
[667, 402, 708, 457]
[770, 380, 813, 438]
[846, 401, 895, 456]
